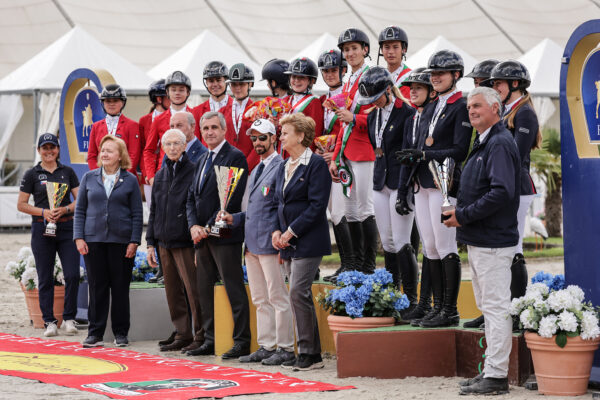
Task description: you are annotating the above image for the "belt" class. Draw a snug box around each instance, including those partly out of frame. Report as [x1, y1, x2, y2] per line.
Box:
[33, 216, 74, 223]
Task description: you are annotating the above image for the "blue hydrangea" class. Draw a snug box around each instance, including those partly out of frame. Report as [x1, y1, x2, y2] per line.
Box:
[531, 271, 565, 291]
[550, 274, 565, 291]
[144, 272, 154, 282]
[242, 265, 248, 283]
[337, 270, 367, 286]
[371, 268, 393, 286]
[393, 294, 410, 311]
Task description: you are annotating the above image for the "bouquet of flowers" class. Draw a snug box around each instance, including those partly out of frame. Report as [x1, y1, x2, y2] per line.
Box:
[510, 271, 600, 347]
[323, 92, 351, 111]
[318, 269, 409, 319]
[314, 134, 337, 153]
[244, 97, 291, 121]
[132, 249, 155, 282]
[5, 246, 85, 290]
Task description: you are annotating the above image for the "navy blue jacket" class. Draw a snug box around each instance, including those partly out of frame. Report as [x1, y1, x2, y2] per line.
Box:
[147, 153, 196, 248]
[272, 153, 332, 260]
[74, 168, 143, 244]
[415, 93, 472, 196]
[367, 98, 415, 191]
[398, 110, 423, 197]
[186, 141, 248, 245]
[503, 102, 538, 196]
[162, 138, 207, 165]
[456, 121, 520, 248]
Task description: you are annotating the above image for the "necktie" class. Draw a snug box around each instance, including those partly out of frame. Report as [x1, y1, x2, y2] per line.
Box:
[200, 151, 214, 188]
[472, 136, 481, 152]
[254, 162, 265, 182]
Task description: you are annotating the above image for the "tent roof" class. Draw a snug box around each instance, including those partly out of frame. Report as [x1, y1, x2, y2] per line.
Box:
[518, 38, 563, 97]
[290, 32, 339, 94]
[0, 26, 151, 93]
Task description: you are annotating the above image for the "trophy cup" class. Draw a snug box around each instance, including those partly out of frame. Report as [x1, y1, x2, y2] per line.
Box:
[428, 158, 456, 222]
[207, 165, 245, 238]
[44, 182, 69, 237]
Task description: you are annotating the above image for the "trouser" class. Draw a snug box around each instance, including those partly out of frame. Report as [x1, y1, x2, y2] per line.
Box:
[468, 245, 515, 378]
[516, 195, 534, 254]
[84, 242, 133, 338]
[31, 221, 80, 324]
[328, 181, 344, 225]
[143, 184, 152, 211]
[283, 257, 322, 355]
[414, 187, 458, 260]
[195, 241, 250, 346]
[330, 160, 374, 223]
[373, 186, 414, 252]
[159, 246, 203, 342]
[246, 252, 294, 351]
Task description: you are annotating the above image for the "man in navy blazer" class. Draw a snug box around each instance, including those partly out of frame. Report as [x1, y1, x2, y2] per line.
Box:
[185, 111, 250, 359]
[219, 119, 295, 365]
[164, 112, 207, 164]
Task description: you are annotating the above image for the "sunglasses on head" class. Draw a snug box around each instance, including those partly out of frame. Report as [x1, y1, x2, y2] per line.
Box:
[250, 134, 269, 142]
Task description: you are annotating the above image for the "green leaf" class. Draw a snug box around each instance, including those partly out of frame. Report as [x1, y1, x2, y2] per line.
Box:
[555, 332, 567, 348]
[566, 330, 580, 338]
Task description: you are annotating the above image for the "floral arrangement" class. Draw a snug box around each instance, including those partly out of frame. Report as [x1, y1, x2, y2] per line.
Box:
[510, 271, 600, 347]
[5, 246, 85, 290]
[132, 249, 155, 282]
[317, 269, 409, 319]
[323, 92, 351, 111]
[244, 97, 291, 121]
[314, 134, 337, 153]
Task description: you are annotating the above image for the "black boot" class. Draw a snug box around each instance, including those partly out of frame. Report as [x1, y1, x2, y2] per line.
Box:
[413, 258, 443, 326]
[410, 220, 420, 255]
[397, 244, 418, 318]
[421, 253, 461, 327]
[324, 217, 356, 282]
[347, 221, 364, 270]
[361, 216, 379, 274]
[384, 251, 400, 288]
[511, 253, 528, 299]
[405, 256, 432, 321]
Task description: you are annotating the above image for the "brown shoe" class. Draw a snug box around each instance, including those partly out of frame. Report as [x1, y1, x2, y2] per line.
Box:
[160, 338, 192, 352]
[181, 340, 203, 353]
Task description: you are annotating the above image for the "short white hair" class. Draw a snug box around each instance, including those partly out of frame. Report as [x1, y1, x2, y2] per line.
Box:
[468, 87, 502, 116]
[171, 111, 195, 127]
[161, 129, 186, 147]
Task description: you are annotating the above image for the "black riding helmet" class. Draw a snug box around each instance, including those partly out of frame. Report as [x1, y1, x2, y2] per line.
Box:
[261, 58, 290, 95]
[425, 50, 464, 94]
[165, 70, 192, 90]
[377, 26, 408, 65]
[481, 60, 531, 98]
[227, 63, 255, 83]
[285, 57, 318, 94]
[100, 84, 127, 114]
[356, 66, 393, 105]
[401, 67, 434, 107]
[465, 59, 499, 79]
[338, 28, 370, 58]
[202, 61, 229, 97]
[148, 79, 166, 104]
[318, 49, 347, 87]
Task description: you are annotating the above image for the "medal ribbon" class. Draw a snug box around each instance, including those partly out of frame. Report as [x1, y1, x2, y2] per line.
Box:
[290, 94, 316, 114]
[394, 64, 411, 86]
[427, 90, 456, 144]
[232, 99, 247, 139]
[412, 112, 421, 145]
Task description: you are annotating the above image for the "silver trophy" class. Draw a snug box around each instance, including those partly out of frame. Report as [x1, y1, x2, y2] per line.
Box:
[428, 158, 456, 222]
[44, 182, 69, 237]
[207, 165, 245, 238]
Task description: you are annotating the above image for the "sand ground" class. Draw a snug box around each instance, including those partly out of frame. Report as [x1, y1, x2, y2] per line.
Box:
[0, 231, 592, 399]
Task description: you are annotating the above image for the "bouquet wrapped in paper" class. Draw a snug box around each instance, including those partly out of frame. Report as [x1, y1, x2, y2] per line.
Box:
[244, 97, 292, 121]
[314, 134, 337, 153]
[323, 92, 351, 111]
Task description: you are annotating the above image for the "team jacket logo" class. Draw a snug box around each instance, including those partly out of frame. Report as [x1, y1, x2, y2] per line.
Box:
[83, 378, 239, 396]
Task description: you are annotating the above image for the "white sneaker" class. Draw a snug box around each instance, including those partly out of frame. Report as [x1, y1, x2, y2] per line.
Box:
[63, 319, 78, 335]
[44, 322, 58, 337]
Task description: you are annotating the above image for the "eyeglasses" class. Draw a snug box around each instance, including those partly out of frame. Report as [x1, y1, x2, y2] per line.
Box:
[163, 141, 184, 147]
[250, 134, 269, 142]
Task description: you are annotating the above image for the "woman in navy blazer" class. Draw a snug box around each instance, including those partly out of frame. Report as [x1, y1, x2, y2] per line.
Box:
[74, 135, 143, 348]
[271, 113, 331, 371]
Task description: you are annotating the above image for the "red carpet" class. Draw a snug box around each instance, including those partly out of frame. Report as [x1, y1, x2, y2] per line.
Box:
[0, 334, 354, 399]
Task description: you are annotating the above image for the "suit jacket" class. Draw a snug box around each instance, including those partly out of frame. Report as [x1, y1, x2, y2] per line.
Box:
[138, 112, 153, 182]
[367, 98, 415, 191]
[73, 168, 143, 244]
[272, 153, 332, 260]
[192, 96, 233, 136]
[219, 99, 260, 171]
[162, 139, 207, 165]
[87, 115, 140, 175]
[186, 141, 249, 245]
[232, 154, 284, 255]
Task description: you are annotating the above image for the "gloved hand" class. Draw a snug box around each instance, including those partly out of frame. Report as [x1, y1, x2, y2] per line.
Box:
[395, 149, 424, 165]
[395, 195, 412, 215]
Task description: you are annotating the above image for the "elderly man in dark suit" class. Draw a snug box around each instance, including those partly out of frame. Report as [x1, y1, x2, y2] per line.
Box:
[166, 112, 207, 164]
[186, 111, 251, 359]
[146, 128, 204, 353]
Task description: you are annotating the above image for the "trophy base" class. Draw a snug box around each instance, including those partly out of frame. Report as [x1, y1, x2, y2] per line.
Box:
[43, 225, 57, 237]
[208, 226, 232, 239]
[441, 205, 455, 223]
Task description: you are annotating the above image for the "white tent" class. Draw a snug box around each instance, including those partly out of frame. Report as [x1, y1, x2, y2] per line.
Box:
[291, 32, 339, 94]
[148, 30, 269, 96]
[406, 35, 478, 93]
[518, 38, 563, 98]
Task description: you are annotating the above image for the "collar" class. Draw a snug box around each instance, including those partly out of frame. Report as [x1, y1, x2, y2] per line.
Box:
[208, 139, 226, 156]
[504, 95, 522, 114]
[35, 162, 64, 172]
[210, 95, 230, 111]
[383, 98, 395, 114]
[260, 151, 278, 168]
[292, 147, 312, 166]
[152, 109, 163, 119]
[170, 105, 187, 115]
[105, 114, 120, 122]
[390, 63, 407, 80]
[234, 98, 249, 111]
[185, 137, 198, 152]
[477, 126, 493, 144]
[328, 86, 343, 97]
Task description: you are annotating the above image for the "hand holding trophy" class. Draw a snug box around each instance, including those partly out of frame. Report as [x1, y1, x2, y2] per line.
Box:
[428, 158, 456, 223]
[207, 165, 245, 238]
[44, 182, 69, 237]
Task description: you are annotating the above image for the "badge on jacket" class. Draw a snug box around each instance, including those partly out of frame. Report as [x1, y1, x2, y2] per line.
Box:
[261, 186, 270, 196]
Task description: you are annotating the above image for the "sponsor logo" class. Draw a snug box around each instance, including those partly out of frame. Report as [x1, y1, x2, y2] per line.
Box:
[83, 378, 239, 396]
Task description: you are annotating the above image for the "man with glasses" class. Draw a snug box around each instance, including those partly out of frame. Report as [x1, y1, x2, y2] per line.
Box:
[218, 119, 294, 365]
[146, 128, 205, 353]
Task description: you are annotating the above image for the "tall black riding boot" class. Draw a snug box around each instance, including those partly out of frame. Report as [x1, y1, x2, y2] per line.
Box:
[414, 258, 443, 326]
[397, 244, 418, 317]
[421, 253, 461, 327]
[384, 251, 400, 289]
[347, 221, 364, 271]
[361, 216, 379, 274]
[324, 217, 356, 282]
[511, 253, 528, 299]
[410, 221, 420, 255]
[405, 256, 432, 321]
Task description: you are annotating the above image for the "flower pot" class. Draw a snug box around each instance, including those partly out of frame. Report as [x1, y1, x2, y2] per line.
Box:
[20, 284, 65, 329]
[327, 314, 395, 350]
[525, 331, 600, 396]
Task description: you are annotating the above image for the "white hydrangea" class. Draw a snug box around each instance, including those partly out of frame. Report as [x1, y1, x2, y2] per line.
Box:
[20, 267, 38, 288]
[533, 299, 549, 314]
[55, 270, 65, 285]
[581, 311, 600, 340]
[565, 285, 585, 303]
[557, 311, 579, 333]
[527, 283, 549, 297]
[520, 308, 538, 330]
[5, 261, 18, 274]
[547, 290, 578, 313]
[538, 315, 559, 338]
[17, 247, 33, 262]
[509, 297, 524, 315]
[54, 255, 62, 269]
[25, 255, 36, 269]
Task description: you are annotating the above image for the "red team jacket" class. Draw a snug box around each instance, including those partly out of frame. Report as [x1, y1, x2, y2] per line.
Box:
[138, 111, 153, 183]
[219, 99, 260, 171]
[87, 114, 140, 175]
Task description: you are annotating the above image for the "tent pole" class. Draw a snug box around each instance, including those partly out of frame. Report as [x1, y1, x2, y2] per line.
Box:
[33, 89, 40, 159]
